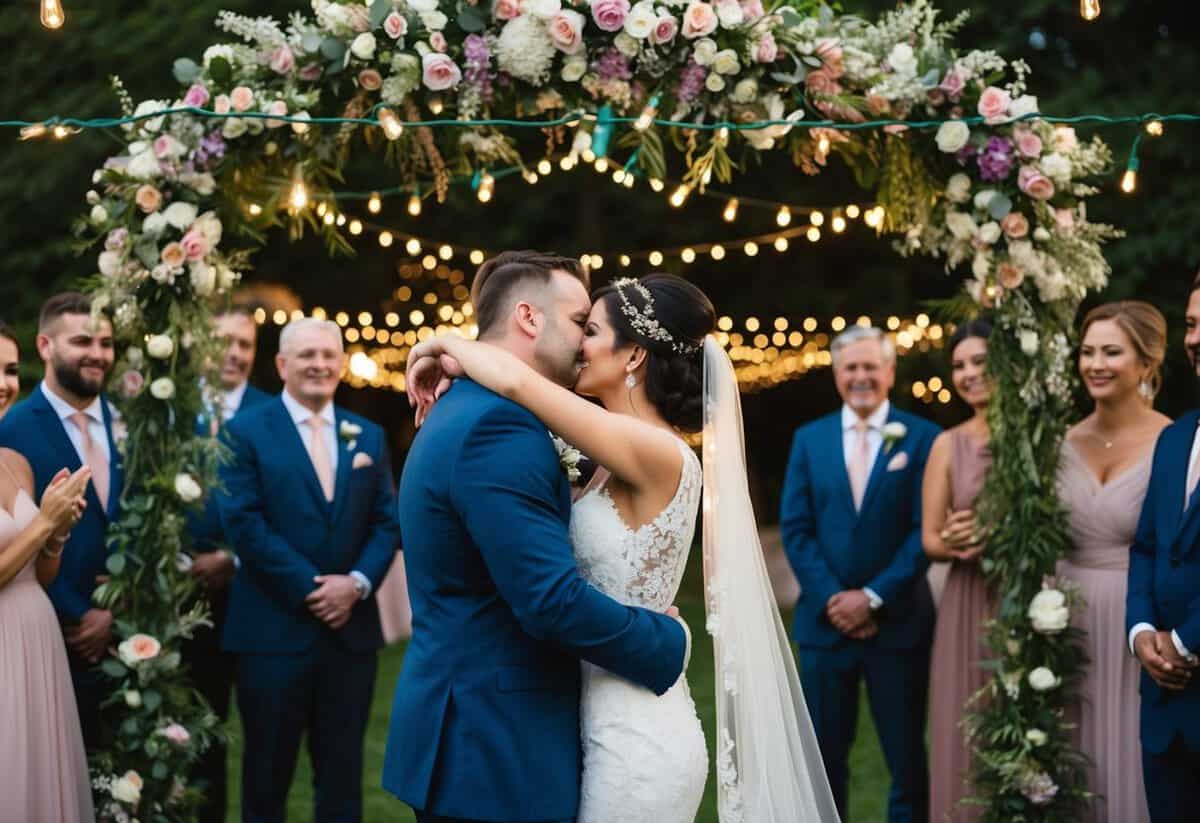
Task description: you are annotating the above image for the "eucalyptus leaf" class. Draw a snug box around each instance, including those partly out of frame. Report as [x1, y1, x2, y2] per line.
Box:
[122, 715, 140, 736]
[320, 38, 347, 61]
[134, 240, 160, 269]
[369, 0, 392, 28]
[101, 658, 126, 678]
[920, 68, 941, 88]
[106, 553, 127, 575]
[771, 55, 808, 85]
[457, 5, 486, 32]
[326, 58, 345, 76]
[172, 58, 200, 86]
[988, 194, 1013, 220]
[208, 56, 233, 87]
[152, 761, 169, 780]
[143, 689, 162, 711]
[778, 7, 804, 28]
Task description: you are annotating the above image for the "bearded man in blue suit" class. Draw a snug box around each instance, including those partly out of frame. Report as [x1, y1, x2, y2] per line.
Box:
[781, 325, 939, 823]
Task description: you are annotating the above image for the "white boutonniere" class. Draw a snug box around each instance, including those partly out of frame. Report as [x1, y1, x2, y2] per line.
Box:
[881, 421, 907, 453]
[339, 420, 363, 451]
[550, 434, 582, 483]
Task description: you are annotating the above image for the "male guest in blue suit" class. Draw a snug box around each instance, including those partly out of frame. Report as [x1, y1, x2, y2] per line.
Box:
[781, 325, 939, 822]
[1127, 273, 1200, 821]
[0, 292, 122, 746]
[186, 306, 270, 823]
[219, 317, 400, 823]
[383, 251, 689, 823]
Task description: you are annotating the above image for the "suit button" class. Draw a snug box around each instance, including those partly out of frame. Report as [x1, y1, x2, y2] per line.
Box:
[1170, 556, 1180, 567]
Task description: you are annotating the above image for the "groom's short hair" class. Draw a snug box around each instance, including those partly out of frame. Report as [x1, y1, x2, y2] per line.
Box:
[471, 251, 589, 339]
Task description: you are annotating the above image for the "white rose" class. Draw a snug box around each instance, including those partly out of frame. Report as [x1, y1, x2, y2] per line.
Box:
[174, 473, 203, 503]
[972, 252, 991, 278]
[202, 44, 235, 68]
[98, 251, 122, 278]
[90, 204, 109, 223]
[146, 334, 174, 360]
[979, 221, 1002, 245]
[127, 149, 161, 180]
[945, 173, 971, 203]
[131, 99, 168, 133]
[887, 42, 918, 77]
[1027, 666, 1061, 692]
[111, 772, 142, 806]
[150, 377, 176, 400]
[705, 73, 726, 92]
[126, 347, 144, 368]
[562, 55, 588, 82]
[529, 0, 562, 18]
[624, 1, 658, 38]
[421, 10, 449, 30]
[222, 117, 248, 140]
[351, 32, 377, 60]
[407, 0, 439, 11]
[190, 262, 216, 297]
[182, 171, 216, 196]
[124, 690, 142, 708]
[1033, 227, 1051, 242]
[973, 189, 998, 212]
[713, 48, 740, 75]
[143, 212, 168, 237]
[1019, 329, 1040, 357]
[716, 0, 743, 27]
[1027, 587, 1069, 632]
[692, 37, 718, 66]
[945, 211, 977, 240]
[193, 212, 223, 246]
[935, 120, 970, 153]
[732, 77, 758, 103]
[614, 31, 640, 57]
[1025, 729, 1048, 747]
[882, 422, 907, 440]
[1009, 94, 1039, 121]
[1040, 152, 1072, 184]
[86, 189, 100, 205]
[163, 202, 198, 230]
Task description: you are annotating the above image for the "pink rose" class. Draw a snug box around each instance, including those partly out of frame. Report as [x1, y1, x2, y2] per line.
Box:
[153, 134, 183, 158]
[299, 62, 324, 82]
[939, 69, 964, 101]
[550, 10, 587, 53]
[1001, 212, 1030, 239]
[754, 32, 778, 64]
[213, 94, 231, 115]
[182, 83, 209, 108]
[977, 85, 1012, 123]
[650, 15, 678, 45]
[264, 100, 288, 129]
[997, 262, 1025, 290]
[346, 3, 372, 32]
[384, 11, 408, 39]
[160, 242, 186, 268]
[493, 0, 521, 20]
[229, 86, 255, 112]
[135, 185, 162, 213]
[160, 724, 191, 748]
[681, 2, 717, 38]
[105, 228, 129, 251]
[421, 53, 462, 91]
[740, 0, 764, 20]
[180, 229, 209, 261]
[358, 69, 383, 90]
[1054, 208, 1075, 232]
[430, 32, 448, 53]
[804, 67, 841, 97]
[1013, 127, 1043, 159]
[269, 45, 295, 75]
[1018, 165, 1055, 200]
[120, 370, 145, 399]
[815, 38, 844, 77]
[592, 0, 631, 33]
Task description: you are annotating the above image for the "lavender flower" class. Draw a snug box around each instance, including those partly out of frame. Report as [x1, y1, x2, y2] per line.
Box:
[593, 48, 632, 83]
[976, 136, 1015, 182]
[194, 131, 227, 170]
[463, 34, 494, 104]
[676, 59, 706, 104]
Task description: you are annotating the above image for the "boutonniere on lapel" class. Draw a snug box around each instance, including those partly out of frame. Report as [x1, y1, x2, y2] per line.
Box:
[881, 421, 907, 454]
[550, 435, 583, 484]
[339, 421, 362, 451]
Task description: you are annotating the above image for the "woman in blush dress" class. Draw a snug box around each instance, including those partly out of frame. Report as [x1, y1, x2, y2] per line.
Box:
[1058, 301, 1170, 823]
[0, 320, 19, 420]
[922, 319, 994, 823]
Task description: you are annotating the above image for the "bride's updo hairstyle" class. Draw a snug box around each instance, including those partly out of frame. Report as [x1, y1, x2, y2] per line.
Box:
[592, 273, 716, 432]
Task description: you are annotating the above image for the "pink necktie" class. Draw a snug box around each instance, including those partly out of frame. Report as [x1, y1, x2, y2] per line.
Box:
[848, 420, 871, 511]
[69, 411, 109, 510]
[306, 417, 335, 502]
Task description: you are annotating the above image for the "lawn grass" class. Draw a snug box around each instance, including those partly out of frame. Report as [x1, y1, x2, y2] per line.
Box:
[224, 552, 891, 821]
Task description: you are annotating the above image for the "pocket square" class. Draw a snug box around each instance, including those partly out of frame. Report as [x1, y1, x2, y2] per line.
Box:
[886, 452, 909, 472]
[352, 452, 374, 469]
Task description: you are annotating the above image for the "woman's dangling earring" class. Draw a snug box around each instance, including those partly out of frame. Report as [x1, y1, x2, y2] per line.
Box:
[625, 372, 638, 389]
[1139, 379, 1154, 401]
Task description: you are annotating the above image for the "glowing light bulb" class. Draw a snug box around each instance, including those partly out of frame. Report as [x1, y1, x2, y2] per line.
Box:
[1145, 120, 1164, 137]
[288, 175, 308, 211]
[774, 236, 789, 252]
[41, 0, 65, 29]
[316, 201, 327, 217]
[716, 127, 730, 144]
[807, 226, 821, 242]
[379, 231, 394, 248]
[477, 172, 495, 203]
[406, 238, 422, 256]
[1120, 168, 1137, 193]
[1080, 0, 1100, 21]
[634, 98, 658, 131]
[323, 212, 335, 226]
[622, 174, 635, 189]
[809, 210, 825, 227]
[19, 123, 47, 140]
[470, 250, 485, 265]
[593, 158, 609, 174]
[248, 203, 263, 216]
[743, 241, 759, 256]
[407, 193, 422, 216]
[723, 198, 739, 223]
[669, 184, 691, 208]
[681, 248, 696, 263]
[349, 219, 363, 235]
[367, 192, 382, 214]
[649, 251, 664, 266]
[377, 107, 404, 140]
[612, 169, 626, 184]
[846, 204, 861, 219]
[710, 245, 726, 260]
[832, 215, 847, 233]
[776, 206, 792, 227]
[648, 178, 665, 192]
[817, 134, 831, 155]
[438, 244, 453, 261]
[537, 159, 552, 175]
[524, 170, 539, 184]
[428, 96, 444, 115]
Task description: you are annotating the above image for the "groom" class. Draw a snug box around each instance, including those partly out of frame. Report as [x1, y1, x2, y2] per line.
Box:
[781, 325, 939, 822]
[1126, 272, 1200, 820]
[383, 251, 689, 823]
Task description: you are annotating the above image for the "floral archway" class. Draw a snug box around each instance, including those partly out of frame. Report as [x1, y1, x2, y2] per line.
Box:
[72, 0, 1117, 818]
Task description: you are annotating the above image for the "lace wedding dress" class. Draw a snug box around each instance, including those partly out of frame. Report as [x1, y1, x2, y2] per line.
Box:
[569, 437, 708, 823]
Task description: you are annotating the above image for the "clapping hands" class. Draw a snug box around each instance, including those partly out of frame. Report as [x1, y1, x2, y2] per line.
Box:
[39, 466, 90, 538]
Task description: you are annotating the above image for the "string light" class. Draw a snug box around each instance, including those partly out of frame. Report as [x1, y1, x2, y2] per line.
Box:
[809, 210, 825, 227]
[649, 251, 664, 266]
[846, 204, 861, 219]
[1121, 133, 1141, 194]
[743, 241, 759, 256]
[470, 249, 485, 265]
[710, 244, 726, 260]
[774, 236, 789, 252]
[832, 214, 847, 233]
[723, 198, 739, 222]
[537, 158, 552, 175]
[634, 95, 660, 132]
[407, 190, 422, 216]
[248, 203, 263, 216]
[648, 178, 665, 192]
[477, 172, 495, 203]
[427, 96, 444, 115]
[806, 226, 821, 242]
[681, 248, 696, 263]
[377, 106, 405, 140]
[1080, 0, 1100, 21]
[378, 231, 393, 247]
[349, 219, 363, 235]
[776, 206, 792, 227]
[41, 0, 65, 29]
[669, 184, 691, 208]
[367, 192, 382, 214]
[1145, 120, 1164, 136]
[288, 170, 308, 211]
[817, 134, 830, 155]
[438, 244, 453, 261]
[19, 123, 46, 140]
[405, 237, 421, 255]
[525, 169, 540, 184]
[594, 157, 609, 173]
[619, 254, 631, 267]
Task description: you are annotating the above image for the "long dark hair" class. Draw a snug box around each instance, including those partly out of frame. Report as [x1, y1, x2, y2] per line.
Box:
[948, 318, 992, 356]
[593, 273, 716, 432]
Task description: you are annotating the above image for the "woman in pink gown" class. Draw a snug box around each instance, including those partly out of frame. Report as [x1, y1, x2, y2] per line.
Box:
[1058, 302, 1170, 823]
[923, 319, 994, 822]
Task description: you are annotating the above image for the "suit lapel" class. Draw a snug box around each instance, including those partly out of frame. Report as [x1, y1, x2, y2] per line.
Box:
[330, 408, 353, 525]
[270, 400, 330, 514]
[30, 391, 83, 478]
[1170, 412, 1200, 555]
[100, 396, 124, 520]
[828, 414, 856, 514]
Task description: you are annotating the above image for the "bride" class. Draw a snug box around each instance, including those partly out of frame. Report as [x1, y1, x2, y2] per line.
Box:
[406, 272, 838, 822]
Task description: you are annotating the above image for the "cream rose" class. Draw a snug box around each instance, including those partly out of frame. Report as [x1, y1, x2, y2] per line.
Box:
[624, 1, 657, 39]
[705, 73, 726, 93]
[1027, 666, 1061, 692]
[681, 2, 718, 39]
[142, 212, 168, 237]
[1009, 94, 1039, 121]
[90, 204, 109, 224]
[1025, 729, 1048, 747]
[945, 211, 977, 241]
[146, 334, 174, 360]
[887, 42, 918, 77]
[111, 771, 143, 806]
[978, 221, 1002, 245]
[124, 690, 142, 708]
[150, 377, 176, 400]
[945, 173, 971, 204]
[190, 262, 217, 297]
[1039, 152, 1072, 184]
[117, 633, 162, 666]
[351, 32, 377, 61]
[692, 37, 717, 66]
[1028, 588, 1069, 633]
[549, 10, 586, 53]
[713, 49, 740, 75]
[561, 55, 588, 82]
[163, 201, 198, 230]
[935, 120, 970, 153]
[98, 251, 121, 278]
[716, 0, 743, 28]
[529, 0, 563, 18]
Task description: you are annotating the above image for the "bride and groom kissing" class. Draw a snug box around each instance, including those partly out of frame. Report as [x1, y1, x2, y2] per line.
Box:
[383, 251, 838, 823]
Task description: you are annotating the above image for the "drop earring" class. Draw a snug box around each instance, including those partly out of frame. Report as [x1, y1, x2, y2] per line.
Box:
[1139, 379, 1154, 401]
[625, 373, 638, 389]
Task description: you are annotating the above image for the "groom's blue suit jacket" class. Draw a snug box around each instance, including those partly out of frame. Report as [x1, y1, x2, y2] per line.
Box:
[1128, 408, 1200, 754]
[383, 379, 686, 822]
[781, 407, 939, 652]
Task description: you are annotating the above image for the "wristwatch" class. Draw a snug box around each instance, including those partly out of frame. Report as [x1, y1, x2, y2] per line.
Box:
[350, 575, 369, 600]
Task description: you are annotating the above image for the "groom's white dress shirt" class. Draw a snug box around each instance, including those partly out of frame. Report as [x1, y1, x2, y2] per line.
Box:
[842, 401, 888, 611]
[1128, 419, 1200, 662]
